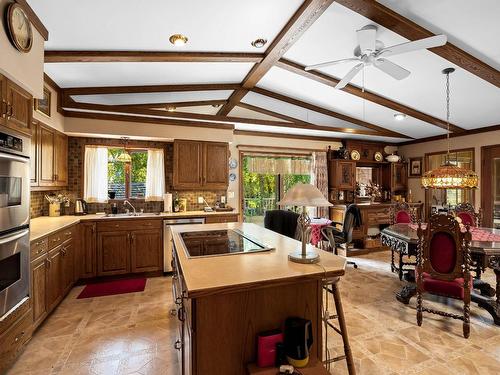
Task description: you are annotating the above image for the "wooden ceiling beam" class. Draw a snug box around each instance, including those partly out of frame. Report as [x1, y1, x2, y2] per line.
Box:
[276, 59, 465, 133]
[217, 0, 334, 116]
[336, 0, 500, 88]
[251, 86, 411, 139]
[44, 51, 264, 63]
[15, 0, 48, 40]
[115, 100, 227, 110]
[234, 130, 342, 143]
[63, 83, 240, 96]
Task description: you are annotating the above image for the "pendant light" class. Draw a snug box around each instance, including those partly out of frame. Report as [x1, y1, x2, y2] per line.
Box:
[421, 68, 478, 189]
[116, 137, 132, 163]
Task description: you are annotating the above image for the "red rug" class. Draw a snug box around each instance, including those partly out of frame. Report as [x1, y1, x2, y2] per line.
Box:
[77, 278, 147, 299]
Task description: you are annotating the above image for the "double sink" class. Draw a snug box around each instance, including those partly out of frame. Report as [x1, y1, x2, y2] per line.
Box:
[103, 212, 162, 218]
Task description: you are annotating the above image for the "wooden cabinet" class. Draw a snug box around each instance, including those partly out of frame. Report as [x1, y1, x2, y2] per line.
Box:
[173, 140, 229, 190]
[31, 254, 48, 329]
[79, 222, 97, 279]
[382, 163, 407, 194]
[0, 74, 32, 136]
[30, 120, 39, 186]
[31, 122, 68, 189]
[46, 247, 63, 312]
[97, 231, 130, 276]
[328, 160, 356, 190]
[61, 241, 74, 295]
[0, 308, 32, 374]
[204, 214, 239, 224]
[130, 229, 162, 273]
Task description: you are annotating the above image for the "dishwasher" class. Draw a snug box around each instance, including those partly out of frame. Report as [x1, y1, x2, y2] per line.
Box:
[164, 217, 205, 272]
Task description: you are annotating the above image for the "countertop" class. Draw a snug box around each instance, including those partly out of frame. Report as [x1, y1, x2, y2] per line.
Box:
[29, 210, 238, 242]
[172, 222, 346, 298]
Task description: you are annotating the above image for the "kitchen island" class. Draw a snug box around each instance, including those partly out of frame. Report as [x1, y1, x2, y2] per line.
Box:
[171, 222, 346, 375]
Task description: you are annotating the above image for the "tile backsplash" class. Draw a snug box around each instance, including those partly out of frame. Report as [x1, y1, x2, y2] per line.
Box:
[30, 137, 227, 218]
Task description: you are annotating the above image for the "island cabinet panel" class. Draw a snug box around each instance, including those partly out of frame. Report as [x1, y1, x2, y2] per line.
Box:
[4, 78, 32, 136]
[173, 140, 203, 189]
[204, 214, 239, 224]
[79, 222, 97, 279]
[130, 229, 162, 273]
[46, 247, 63, 312]
[97, 231, 130, 276]
[31, 254, 48, 328]
[203, 142, 229, 189]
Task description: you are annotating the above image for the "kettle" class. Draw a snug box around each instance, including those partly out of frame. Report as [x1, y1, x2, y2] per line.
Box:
[75, 199, 88, 215]
[284, 317, 313, 368]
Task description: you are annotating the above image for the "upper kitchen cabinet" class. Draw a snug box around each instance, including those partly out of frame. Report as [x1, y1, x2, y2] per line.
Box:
[0, 74, 32, 136]
[328, 160, 356, 190]
[173, 140, 229, 190]
[31, 121, 68, 189]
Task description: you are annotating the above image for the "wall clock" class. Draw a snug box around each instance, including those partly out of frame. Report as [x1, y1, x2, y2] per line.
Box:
[6, 3, 33, 53]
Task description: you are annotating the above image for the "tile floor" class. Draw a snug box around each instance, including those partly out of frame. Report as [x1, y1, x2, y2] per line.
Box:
[7, 251, 500, 375]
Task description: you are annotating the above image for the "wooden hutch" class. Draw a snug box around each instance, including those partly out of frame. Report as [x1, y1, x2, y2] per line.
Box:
[327, 141, 422, 254]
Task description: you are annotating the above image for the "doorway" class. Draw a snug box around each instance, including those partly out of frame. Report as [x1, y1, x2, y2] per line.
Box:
[481, 145, 500, 228]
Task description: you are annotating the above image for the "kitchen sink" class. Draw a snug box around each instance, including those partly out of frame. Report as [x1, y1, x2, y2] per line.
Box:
[103, 212, 161, 218]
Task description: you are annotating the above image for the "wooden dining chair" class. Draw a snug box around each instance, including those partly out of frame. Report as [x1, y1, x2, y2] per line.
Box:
[390, 202, 417, 280]
[453, 202, 482, 227]
[416, 214, 473, 338]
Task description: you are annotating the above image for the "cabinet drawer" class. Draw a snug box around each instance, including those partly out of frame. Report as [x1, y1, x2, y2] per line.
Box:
[0, 310, 32, 373]
[48, 231, 65, 250]
[30, 237, 48, 259]
[60, 226, 75, 243]
[97, 219, 162, 232]
[205, 214, 239, 224]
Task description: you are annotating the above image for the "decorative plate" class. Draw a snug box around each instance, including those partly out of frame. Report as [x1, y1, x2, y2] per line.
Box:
[229, 158, 238, 169]
[374, 152, 383, 162]
[350, 150, 360, 161]
[6, 3, 33, 53]
[229, 173, 237, 182]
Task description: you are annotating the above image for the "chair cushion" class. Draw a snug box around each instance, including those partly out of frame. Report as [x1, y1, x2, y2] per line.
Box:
[429, 232, 457, 274]
[457, 212, 475, 227]
[418, 271, 469, 299]
[395, 210, 411, 224]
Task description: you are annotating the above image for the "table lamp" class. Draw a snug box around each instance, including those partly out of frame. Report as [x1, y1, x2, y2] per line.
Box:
[278, 183, 332, 264]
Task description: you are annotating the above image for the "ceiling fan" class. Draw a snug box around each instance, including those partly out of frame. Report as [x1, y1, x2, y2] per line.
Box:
[305, 25, 447, 89]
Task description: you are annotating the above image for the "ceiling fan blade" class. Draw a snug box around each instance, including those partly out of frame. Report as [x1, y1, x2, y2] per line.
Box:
[374, 59, 411, 80]
[377, 34, 447, 58]
[357, 25, 377, 53]
[305, 58, 360, 71]
[335, 63, 364, 89]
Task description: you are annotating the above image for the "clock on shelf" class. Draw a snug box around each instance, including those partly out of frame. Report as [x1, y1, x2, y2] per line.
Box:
[6, 3, 33, 53]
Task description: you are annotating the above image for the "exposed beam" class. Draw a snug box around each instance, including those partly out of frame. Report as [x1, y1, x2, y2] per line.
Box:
[218, 0, 334, 116]
[251, 87, 411, 139]
[63, 83, 240, 96]
[236, 103, 386, 137]
[44, 51, 264, 63]
[234, 130, 342, 143]
[115, 100, 227, 110]
[276, 59, 465, 133]
[15, 0, 48, 40]
[397, 124, 500, 146]
[336, 0, 500, 88]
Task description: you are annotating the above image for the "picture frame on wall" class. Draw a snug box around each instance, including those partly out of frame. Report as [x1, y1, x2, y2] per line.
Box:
[409, 157, 423, 177]
[34, 86, 51, 117]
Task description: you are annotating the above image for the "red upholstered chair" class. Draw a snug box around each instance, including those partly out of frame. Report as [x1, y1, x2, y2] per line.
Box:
[453, 202, 482, 227]
[389, 202, 417, 279]
[416, 214, 472, 338]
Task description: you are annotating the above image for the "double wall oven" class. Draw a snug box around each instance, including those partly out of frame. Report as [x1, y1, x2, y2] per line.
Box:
[0, 126, 30, 318]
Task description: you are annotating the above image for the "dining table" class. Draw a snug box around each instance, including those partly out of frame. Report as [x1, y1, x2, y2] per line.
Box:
[381, 223, 500, 325]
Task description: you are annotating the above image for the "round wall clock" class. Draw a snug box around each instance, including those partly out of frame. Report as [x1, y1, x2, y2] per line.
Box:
[374, 152, 383, 162]
[350, 150, 360, 161]
[7, 3, 33, 53]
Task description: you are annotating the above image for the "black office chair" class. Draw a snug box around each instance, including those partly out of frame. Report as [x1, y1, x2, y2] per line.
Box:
[321, 210, 358, 269]
[264, 210, 300, 239]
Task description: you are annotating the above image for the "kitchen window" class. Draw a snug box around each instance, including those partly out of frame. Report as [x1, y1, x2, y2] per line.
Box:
[108, 148, 148, 199]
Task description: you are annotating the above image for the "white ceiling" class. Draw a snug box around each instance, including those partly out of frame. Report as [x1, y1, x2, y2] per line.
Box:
[28, 0, 303, 52]
[71, 90, 233, 105]
[378, 0, 500, 71]
[283, 2, 500, 130]
[228, 106, 290, 123]
[45, 62, 253, 88]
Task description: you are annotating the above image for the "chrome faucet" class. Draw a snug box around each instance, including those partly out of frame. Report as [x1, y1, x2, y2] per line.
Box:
[123, 200, 136, 215]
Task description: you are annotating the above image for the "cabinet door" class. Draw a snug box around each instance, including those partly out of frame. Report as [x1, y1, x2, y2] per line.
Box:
[30, 120, 39, 186]
[0, 75, 6, 127]
[331, 160, 355, 189]
[39, 124, 55, 186]
[5, 80, 31, 136]
[46, 247, 63, 312]
[31, 254, 48, 328]
[97, 231, 130, 276]
[79, 222, 97, 279]
[203, 142, 228, 189]
[61, 241, 74, 294]
[392, 163, 407, 191]
[173, 140, 203, 189]
[54, 132, 68, 186]
[130, 229, 162, 273]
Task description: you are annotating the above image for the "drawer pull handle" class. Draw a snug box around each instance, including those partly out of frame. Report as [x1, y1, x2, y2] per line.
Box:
[14, 331, 25, 342]
[52, 237, 60, 242]
[64, 232, 71, 236]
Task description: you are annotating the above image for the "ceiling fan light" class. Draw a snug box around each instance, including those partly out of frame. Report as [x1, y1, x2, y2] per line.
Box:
[394, 113, 407, 121]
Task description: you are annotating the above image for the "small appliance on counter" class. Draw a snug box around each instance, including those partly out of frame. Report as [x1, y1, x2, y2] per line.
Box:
[284, 317, 313, 368]
[75, 198, 88, 215]
[257, 329, 284, 367]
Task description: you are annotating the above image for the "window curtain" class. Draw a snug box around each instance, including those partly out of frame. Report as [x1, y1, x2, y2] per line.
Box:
[84, 146, 109, 203]
[145, 149, 165, 201]
[312, 151, 329, 218]
[247, 156, 311, 175]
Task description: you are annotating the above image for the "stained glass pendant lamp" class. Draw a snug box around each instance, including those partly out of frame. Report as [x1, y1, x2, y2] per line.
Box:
[421, 68, 478, 189]
[116, 137, 132, 163]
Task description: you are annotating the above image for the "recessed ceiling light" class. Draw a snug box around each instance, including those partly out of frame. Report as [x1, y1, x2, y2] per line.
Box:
[169, 34, 188, 47]
[167, 106, 176, 112]
[251, 38, 267, 48]
[394, 113, 407, 121]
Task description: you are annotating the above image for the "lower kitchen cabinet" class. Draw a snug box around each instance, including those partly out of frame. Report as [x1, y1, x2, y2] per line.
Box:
[79, 222, 97, 279]
[131, 229, 162, 273]
[97, 231, 130, 276]
[46, 246, 63, 312]
[31, 254, 48, 328]
[61, 241, 75, 295]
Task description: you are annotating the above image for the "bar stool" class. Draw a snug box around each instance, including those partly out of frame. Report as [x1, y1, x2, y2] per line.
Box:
[323, 277, 356, 374]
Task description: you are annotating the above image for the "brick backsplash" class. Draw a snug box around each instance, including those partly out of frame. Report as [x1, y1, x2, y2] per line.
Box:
[31, 137, 227, 217]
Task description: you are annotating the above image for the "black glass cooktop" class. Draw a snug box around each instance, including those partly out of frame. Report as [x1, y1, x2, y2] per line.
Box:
[180, 229, 273, 258]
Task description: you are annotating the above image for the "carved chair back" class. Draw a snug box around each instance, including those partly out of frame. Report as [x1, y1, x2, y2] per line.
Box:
[390, 202, 416, 224]
[453, 202, 482, 227]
